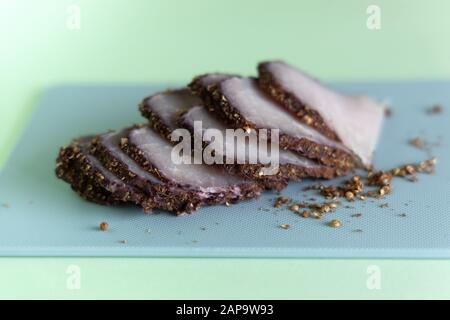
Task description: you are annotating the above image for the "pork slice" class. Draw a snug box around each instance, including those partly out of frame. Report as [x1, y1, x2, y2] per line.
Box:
[121, 125, 263, 204]
[180, 106, 343, 188]
[56, 137, 120, 205]
[139, 86, 288, 189]
[56, 137, 146, 208]
[189, 73, 237, 95]
[258, 61, 385, 167]
[139, 88, 203, 138]
[91, 129, 235, 214]
[202, 76, 356, 170]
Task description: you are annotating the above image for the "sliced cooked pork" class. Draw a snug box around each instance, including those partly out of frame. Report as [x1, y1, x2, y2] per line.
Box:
[121, 125, 263, 204]
[140, 87, 345, 189]
[195, 76, 356, 171]
[180, 106, 343, 189]
[91, 129, 256, 214]
[139, 88, 203, 139]
[56, 137, 146, 208]
[90, 129, 212, 214]
[189, 73, 237, 101]
[56, 60, 386, 216]
[258, 61, 385, 167]
[140, 87, 289, 189]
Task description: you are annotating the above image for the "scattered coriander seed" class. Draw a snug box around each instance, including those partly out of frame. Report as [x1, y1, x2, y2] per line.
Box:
[290, 204, 300, 213]
[426, 104, 443, 114]
[301, 210, 311, 218]
[280, 224, 290, 230]
[379, 185, 391, 196]
[274, 196, 290, 208]
[329, 219, 342, 228]
[409, 137, 425, 149]
[345, 191, 354, 201]
[99, 222, 109, 231]
[311, 211, 322, 219]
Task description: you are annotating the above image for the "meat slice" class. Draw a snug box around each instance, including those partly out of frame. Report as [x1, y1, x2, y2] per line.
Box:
[258, 61, 385, 167]
[56, 137, 145, 208]
[189, 73, 237, 101]
[90, 129, 238, 214]
[180, 106, 343, 189]
[139, 88, 203, 139]
[121, 125, 263, 204]
[140, 87, 291, 190]
[196, 76, 356, 171]
[56, 138, 119, 205]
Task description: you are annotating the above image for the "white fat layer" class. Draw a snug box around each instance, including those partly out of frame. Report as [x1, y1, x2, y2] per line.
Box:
[183, 106, 321, 168]
[264, 61, 385, 166]
[220, 77, 344, 150]
[129, 127, 244, 188]
[145, 88, 202, 131]
[198, 73, 233, 86]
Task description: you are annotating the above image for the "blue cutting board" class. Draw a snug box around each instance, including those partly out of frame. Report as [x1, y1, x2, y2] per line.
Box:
[0, 82, 449, 257]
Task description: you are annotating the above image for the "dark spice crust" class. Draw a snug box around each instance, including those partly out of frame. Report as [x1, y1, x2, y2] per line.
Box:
[56, 139, 125, 206]
[258, 62, 340, 141]
[178, 115, 347, 191]
[193, 79, 356, 171]
[177, 116, 287, 191]
[139, 99, 173, 141]
[140, 88, 279, 191]
[188, 73, 238, 106]
[120, 129, 263, 206]
[56, 138, 150, 210]
[189, 74, 223, 108]
[223, 143, 348, 182]
[90, 134, 204, 214]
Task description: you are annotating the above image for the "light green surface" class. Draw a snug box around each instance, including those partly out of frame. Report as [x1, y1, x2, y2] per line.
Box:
[1, 258, 450, 299]
[1, 0, 450, 299]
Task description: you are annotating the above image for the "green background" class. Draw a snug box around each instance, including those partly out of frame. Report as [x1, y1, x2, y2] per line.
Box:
[1, 0, 450, 299]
